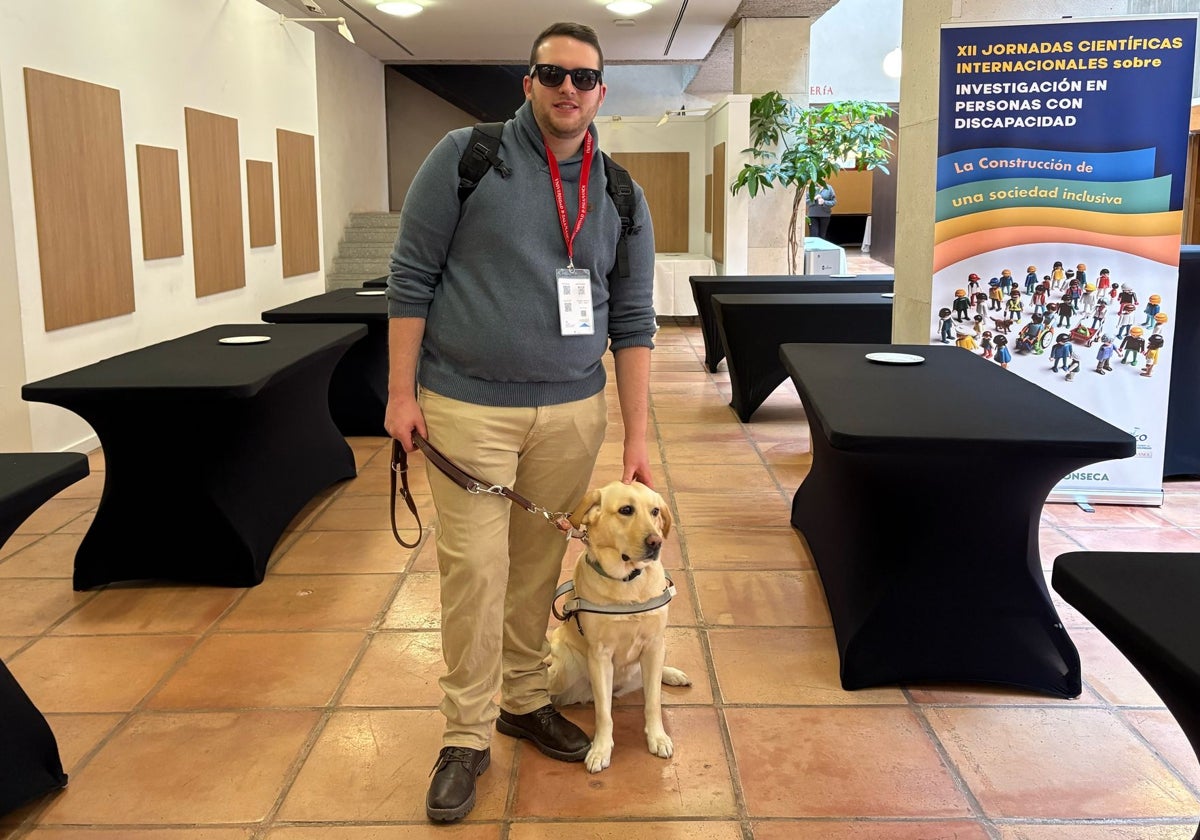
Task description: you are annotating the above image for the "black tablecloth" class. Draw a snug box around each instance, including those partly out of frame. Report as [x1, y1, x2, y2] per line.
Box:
[0, 452, 89, 549]
[783, 343, 1135, 696]
[690, 274, 894, 372]
[1053, 551, 1200, 839]
[261, 288, 389, 436]
[22, 324, 362, 588]
[713, 293, 893, 421]
[1165, 248, 1200, 477]
[0, 659, 66, 815]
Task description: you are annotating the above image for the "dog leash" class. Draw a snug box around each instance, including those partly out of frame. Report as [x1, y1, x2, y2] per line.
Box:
[389, 433, 584, 548]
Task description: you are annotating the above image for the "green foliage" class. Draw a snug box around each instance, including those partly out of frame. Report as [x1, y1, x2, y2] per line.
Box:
[731, 92, 895, 272]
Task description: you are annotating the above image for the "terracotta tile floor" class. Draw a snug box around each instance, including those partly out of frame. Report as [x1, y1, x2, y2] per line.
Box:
[3, 311, 1200, 839]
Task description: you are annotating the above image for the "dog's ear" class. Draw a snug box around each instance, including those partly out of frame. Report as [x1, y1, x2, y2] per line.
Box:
[568, 488, 602, 529]
[657, 493, 673, 539]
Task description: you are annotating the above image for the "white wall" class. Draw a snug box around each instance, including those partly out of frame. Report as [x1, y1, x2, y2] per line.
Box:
[315, 28, 388, 274]
[600, 66, 714, 116]
[386, 72, 475, 210]
[0, 81, 29, 451]
[810, 0, 903, 103]
[0, 0, 387, 452]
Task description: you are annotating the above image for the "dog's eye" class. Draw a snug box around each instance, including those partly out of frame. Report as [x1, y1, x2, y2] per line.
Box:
[618, 505, 634, 516]
[652, 507, 660, 516]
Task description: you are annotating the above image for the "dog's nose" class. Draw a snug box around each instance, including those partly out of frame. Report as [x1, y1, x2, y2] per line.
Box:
[645, 534, 662, 550]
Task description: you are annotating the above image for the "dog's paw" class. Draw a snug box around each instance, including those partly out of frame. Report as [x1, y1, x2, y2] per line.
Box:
[585, 740, 613, 774]
[646, 730, 674, 759]
[662, 666, 691, 687]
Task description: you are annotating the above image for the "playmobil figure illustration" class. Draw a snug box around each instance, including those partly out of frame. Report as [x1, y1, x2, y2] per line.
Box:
[1051, 260, 1066, 289]
[1025, 265, 1038, 294]
[1141, 334, 1166, 377]
[1153, 312, 1169, 336]
[952, 288, 971, 322]
[1091, 298, 1109, 330]
[1063, 355, 1081, 382]
[1094, 335, 1115, 374]
[1096, 268, 1111, 297]
[1075, 263, 1087, 287]
[1015, 313, 1051, 354]
[1031, 283, 1048, 315]
[974, 292, 989, 320]
[1055, 293, 1075, 327]
[972, 313, 985, 339]
[993, 333, 1011, 368]
[1006, 288, 1023, 322]
[999, 268, 1014, 293]
[1050, 333, 1075, 373]
[1120, 326, 1146, 366]
[988, 278, 1004, 311]
[938, 307, 954, 343]
[1142, 293, 1162, 326]
[967, 272, 982, 298]
[955, 327, 977, 351]
[1080, 283, 1097, 315]
[1118, 283, 1138, 309]
[1116, 302, 1137, 338]
[980, 330, 994, 359]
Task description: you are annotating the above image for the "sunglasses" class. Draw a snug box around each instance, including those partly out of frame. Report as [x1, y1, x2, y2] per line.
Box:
[530, 63, 602, 91]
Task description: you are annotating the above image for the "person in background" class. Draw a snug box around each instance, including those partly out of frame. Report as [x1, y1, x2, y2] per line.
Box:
[807, 183, 837, 241]
[384, 20, 657, 824]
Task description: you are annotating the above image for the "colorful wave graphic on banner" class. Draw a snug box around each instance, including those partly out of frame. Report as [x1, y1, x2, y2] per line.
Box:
[936, 146, 1156, 190]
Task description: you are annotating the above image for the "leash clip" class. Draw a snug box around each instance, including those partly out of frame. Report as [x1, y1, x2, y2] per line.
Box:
[468, 482, 507, 497]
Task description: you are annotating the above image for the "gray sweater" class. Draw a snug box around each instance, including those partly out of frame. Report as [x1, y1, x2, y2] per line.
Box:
[387, 102, 657, 408]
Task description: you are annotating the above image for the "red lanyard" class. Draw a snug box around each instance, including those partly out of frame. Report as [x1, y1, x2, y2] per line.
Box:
[544, 132, 593, 268]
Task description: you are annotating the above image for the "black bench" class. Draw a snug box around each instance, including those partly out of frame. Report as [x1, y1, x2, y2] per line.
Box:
[0, 452, 89, 550]
[690, 274, 894, 372]
[712, 292, 894, 421]
[1053, 551, 1200, 839]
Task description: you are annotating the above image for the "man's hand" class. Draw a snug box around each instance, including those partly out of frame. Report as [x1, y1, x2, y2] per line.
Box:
[385, 396, 427, 453]
[622, 437, 654, 488]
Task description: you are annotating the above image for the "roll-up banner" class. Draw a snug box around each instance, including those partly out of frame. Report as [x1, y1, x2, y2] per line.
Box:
[933, 16, 1197, 505]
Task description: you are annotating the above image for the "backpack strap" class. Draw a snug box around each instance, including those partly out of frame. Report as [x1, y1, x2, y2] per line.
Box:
[458, 122, 511, 203]
[601, 152, 641, 284]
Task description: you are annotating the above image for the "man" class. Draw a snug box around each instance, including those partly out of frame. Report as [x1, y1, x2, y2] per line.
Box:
[384, 21, 656, 824]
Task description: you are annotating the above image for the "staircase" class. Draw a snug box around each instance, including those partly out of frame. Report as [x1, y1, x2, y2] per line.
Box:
[325, 211, 401, 290]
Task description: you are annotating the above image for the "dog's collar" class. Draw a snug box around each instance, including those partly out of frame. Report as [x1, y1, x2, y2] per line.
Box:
[585, 555, 642, 582]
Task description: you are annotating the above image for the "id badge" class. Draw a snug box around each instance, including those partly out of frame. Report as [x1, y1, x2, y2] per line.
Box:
[556, 267, 594, 336]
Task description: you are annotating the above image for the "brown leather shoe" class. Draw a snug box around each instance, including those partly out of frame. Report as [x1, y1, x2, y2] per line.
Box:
[426, 746, 490, 822]
[496, 704, 590, 761]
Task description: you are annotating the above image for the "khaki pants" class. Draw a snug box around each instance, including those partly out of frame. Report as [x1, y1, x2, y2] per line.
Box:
[419, 388, 607, 749]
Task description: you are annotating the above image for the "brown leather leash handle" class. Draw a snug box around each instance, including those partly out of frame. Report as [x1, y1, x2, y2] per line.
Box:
[390, 432, 564, 548]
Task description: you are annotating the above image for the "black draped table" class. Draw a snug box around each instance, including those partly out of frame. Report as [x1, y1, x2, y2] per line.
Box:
[1053, 551, 1200, 839]
[782, 343, 1135, 697]
[713, 292, 893, 421]
[690, 274, 894, 373]
[261, 288, 389, 436]
[0, 452, 89, 549]
[22, 324, 363, 589]
[0, 660, 67, 815]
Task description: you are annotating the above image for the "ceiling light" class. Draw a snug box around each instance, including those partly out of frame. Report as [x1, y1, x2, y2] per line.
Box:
[613, 19, 637, 26]
[606, 1, 652, 15]
[882, 47, 902, 79]
[376, 1, 423, 16]
[280, 15, 356, 44]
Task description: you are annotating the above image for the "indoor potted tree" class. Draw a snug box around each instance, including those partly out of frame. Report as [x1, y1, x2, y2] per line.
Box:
[731, 92, 895, 274]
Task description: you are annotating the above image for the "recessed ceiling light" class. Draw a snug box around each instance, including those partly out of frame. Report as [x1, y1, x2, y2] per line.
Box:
[606, 1, 652, 15]
[376, 1, 423, 16]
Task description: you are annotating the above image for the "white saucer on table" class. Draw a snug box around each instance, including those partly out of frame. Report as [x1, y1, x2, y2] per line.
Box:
[218, 335, 272, 345]
[865, 352, 924, 365]
[355, 290, 386, 296]
[880, 293, 895, 298]
[830, 273, 857, 278]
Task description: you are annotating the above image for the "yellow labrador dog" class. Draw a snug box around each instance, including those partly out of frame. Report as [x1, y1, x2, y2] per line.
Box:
[547, 480, 690, 773]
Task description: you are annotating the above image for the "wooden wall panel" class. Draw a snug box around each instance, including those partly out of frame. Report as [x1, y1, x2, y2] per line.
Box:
[704, 173, 712, 234]
[185, 107, 245, 297]
[246, 160, 276, 248]
[826, 169, 874, 215]
[24, 68, 135, 331]
[135, 145, 184, 260]
[611, 152, 689, 253]
[712, 143, 726, 264]
[277, 129, 320, 276]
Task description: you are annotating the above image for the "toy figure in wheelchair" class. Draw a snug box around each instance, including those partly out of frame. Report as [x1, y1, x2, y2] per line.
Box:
[1014, 312, 1054, 354]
